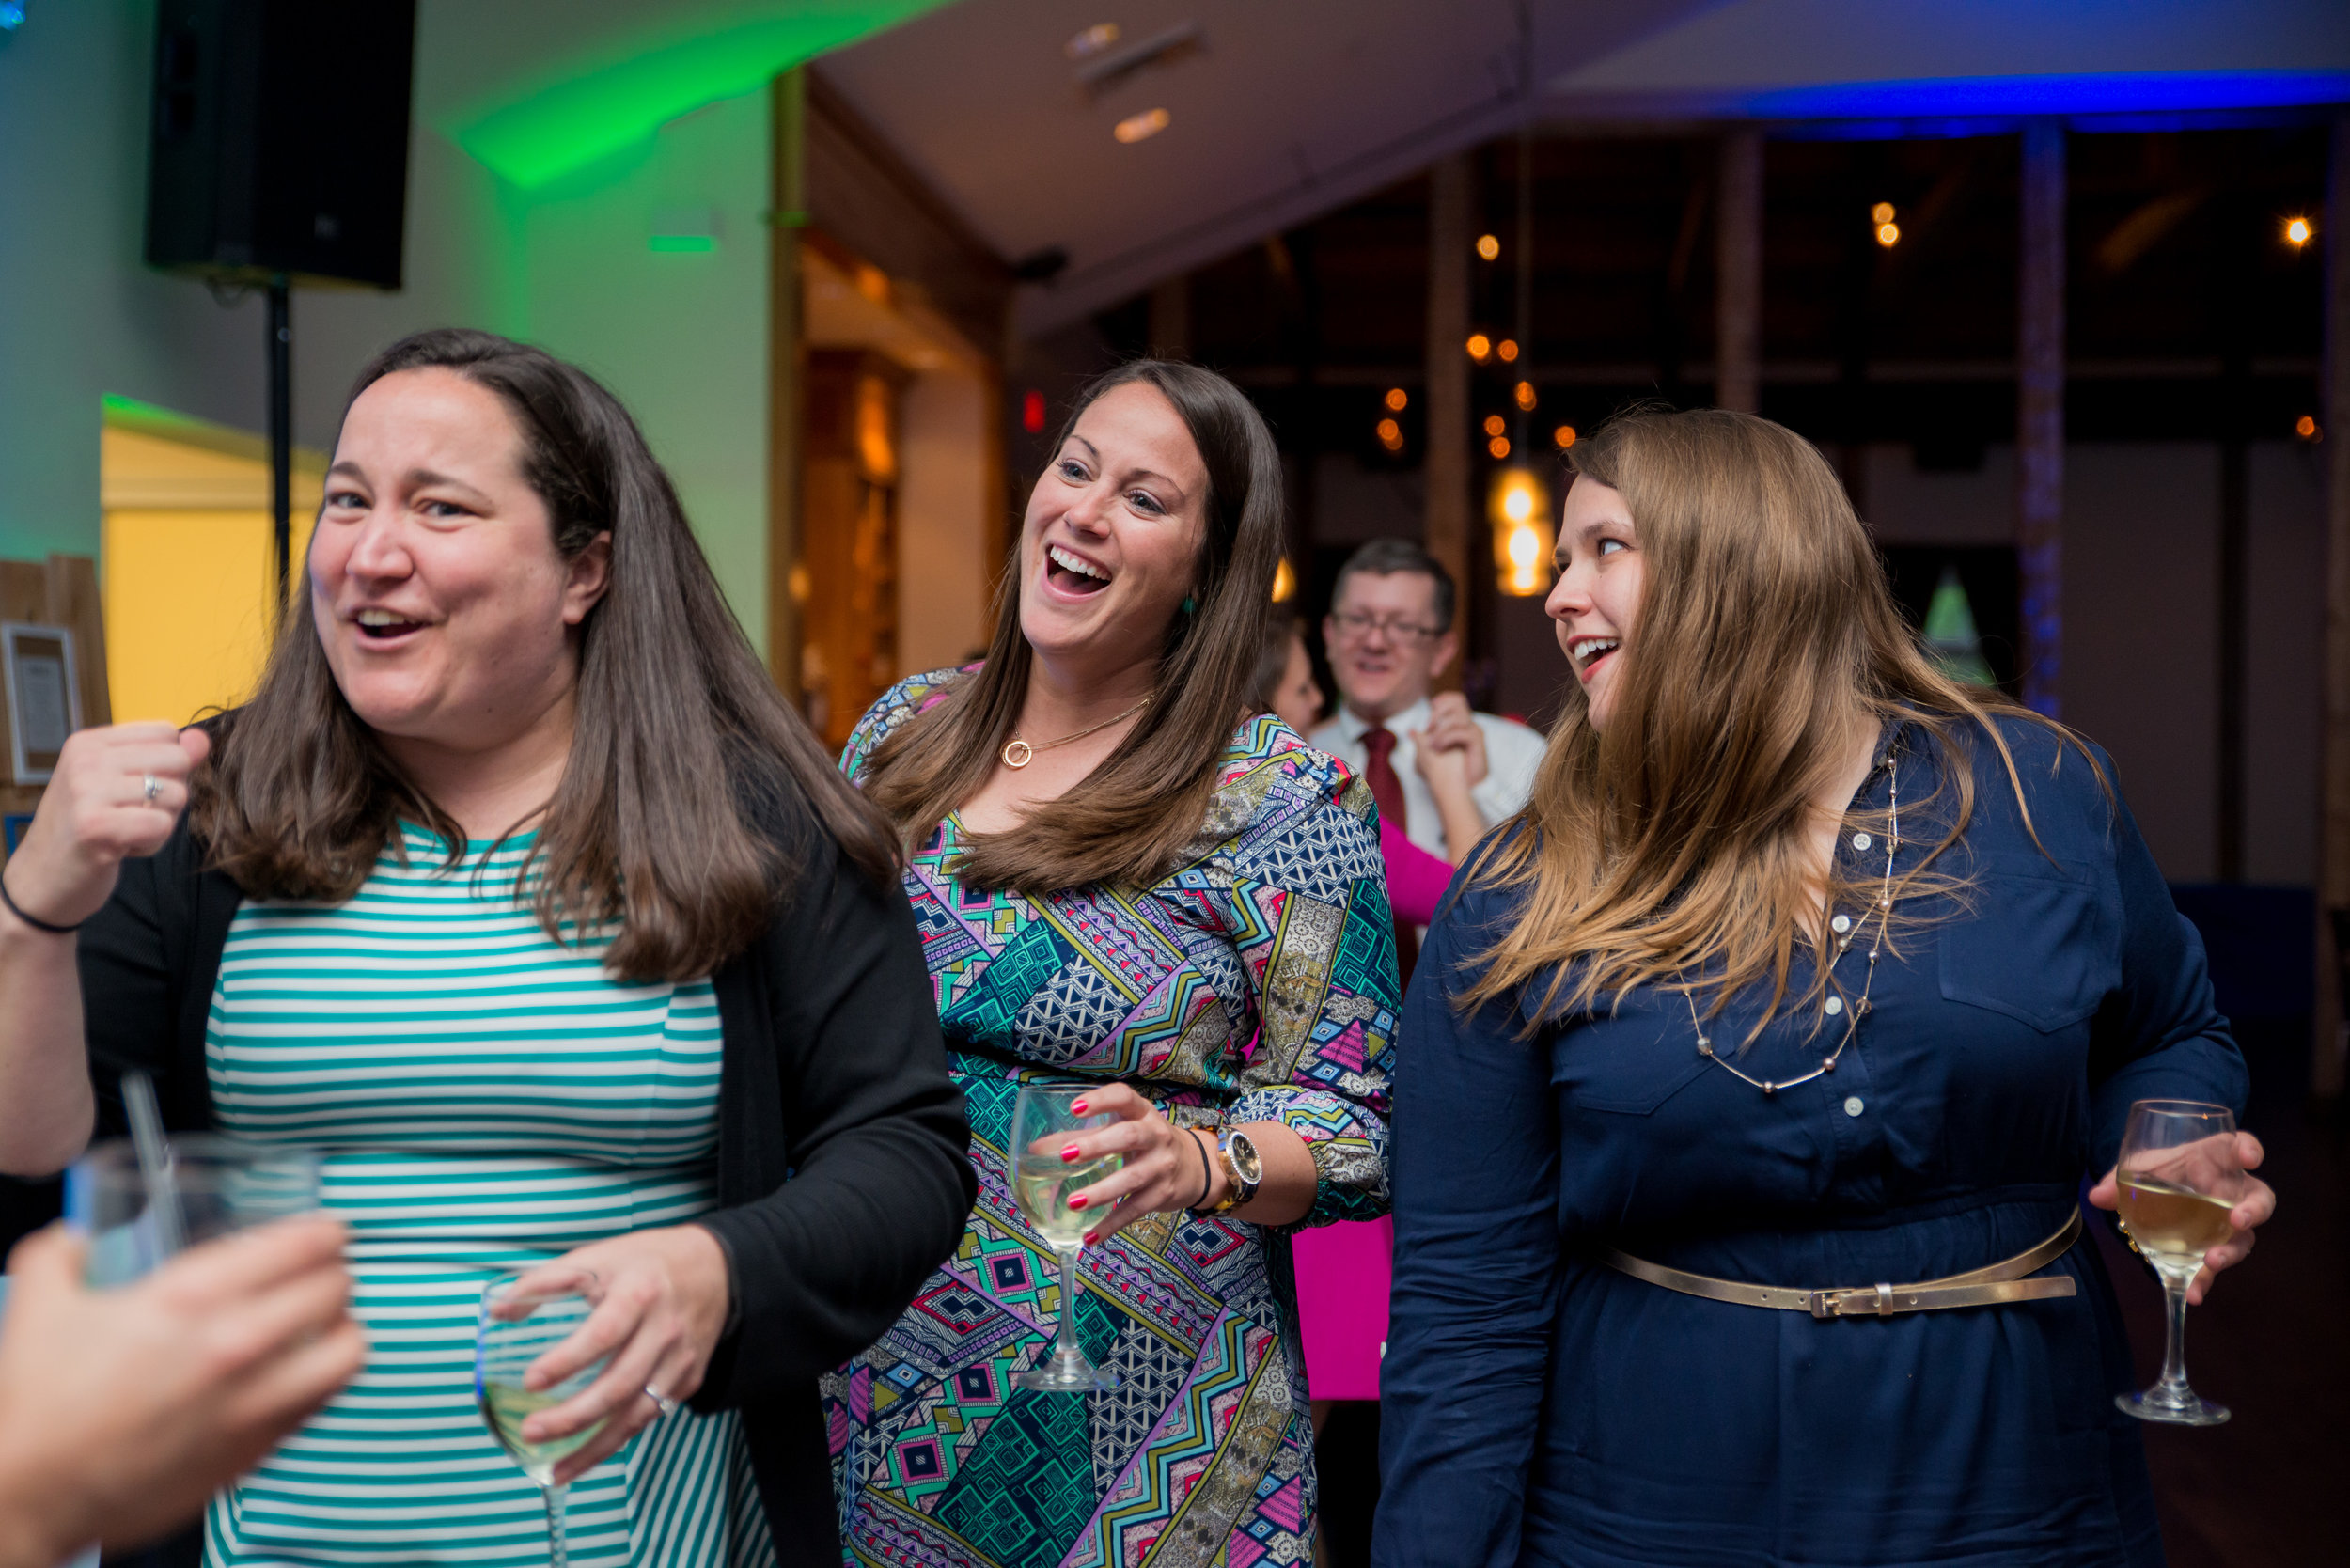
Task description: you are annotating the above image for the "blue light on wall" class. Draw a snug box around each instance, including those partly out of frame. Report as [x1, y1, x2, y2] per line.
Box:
[1748, 71, 2350, 120]
[0, 4, 24, 33]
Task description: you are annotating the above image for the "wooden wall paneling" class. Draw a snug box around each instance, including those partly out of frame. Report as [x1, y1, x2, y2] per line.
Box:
[44, 555, 110, 729]
[1424, 154, 1473, 680]
[802, 350, 908, 749]
[769, 69, 809, 704]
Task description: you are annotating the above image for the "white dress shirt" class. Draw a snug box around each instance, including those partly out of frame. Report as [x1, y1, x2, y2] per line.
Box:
[1310, 697, 1547, 860]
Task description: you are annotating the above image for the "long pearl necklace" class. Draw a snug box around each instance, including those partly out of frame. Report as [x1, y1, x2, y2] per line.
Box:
[1684, 751, 1901, 1095]
[1000, 696, 1152, 769]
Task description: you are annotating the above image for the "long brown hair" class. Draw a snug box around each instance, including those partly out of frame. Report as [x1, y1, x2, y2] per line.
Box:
[1458, 406, 2091, 1035]
[859, 360, 1283, 893]
[194, 328, 896, 983]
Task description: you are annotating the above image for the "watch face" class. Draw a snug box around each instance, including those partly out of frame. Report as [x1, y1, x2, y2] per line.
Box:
[1229, 1131, 1263, 1184]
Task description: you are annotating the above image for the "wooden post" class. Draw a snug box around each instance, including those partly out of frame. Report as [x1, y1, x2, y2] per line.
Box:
[767, 69, 808, 703]
[2016, 119, 2066, 718]
[1425, 156, 1474, 633]
[1148, 274, 1191, 360]
[1716, 127, 1763, 415]
[2316, 113, 2350, 1101]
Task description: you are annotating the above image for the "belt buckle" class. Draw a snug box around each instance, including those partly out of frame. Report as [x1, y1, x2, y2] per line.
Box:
[1810, 1283, 1896, 1320]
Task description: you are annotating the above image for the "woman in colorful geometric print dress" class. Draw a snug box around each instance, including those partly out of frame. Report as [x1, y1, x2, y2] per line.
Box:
[831, 361, 1399, 1568]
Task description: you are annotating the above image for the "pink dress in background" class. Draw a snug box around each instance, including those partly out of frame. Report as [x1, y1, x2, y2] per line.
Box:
[1292, 817, 1453, 1399]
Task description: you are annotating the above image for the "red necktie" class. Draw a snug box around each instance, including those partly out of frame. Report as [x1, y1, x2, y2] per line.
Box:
[1360, 726, 1420, 984]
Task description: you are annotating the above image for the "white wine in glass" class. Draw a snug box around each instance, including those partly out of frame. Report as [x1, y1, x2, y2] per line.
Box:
[1010, 1085, 1120, 1393]
[2113, 1099, 2245, 1427]
[477, 1269, 613, 1565]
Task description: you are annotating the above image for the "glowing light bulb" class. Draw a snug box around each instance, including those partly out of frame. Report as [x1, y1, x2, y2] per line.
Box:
[1466, 334, 1492, 361]
[1554, 425, 1577, 448]
[1113, 108, 1171, 144]
[1514, 381, 1537, 412]
[1503, 485, 1535, 523]
[1376, 417, 1402, 447]
[2286, 216, 2312, 248]
[1488, 435, 1512, 460]
[1384, 386, 1408, 412]
[2296, 414, 2322, 442]
[1872, 202, 1896, 226]
[1497, 338, 1520, 363]
[1477, 234, 1500, 260]
[1875, 222, 1900, 248]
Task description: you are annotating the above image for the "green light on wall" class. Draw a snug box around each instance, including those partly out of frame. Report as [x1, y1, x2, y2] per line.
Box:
[650, 235, 718, 252]
[455, 2, 957, 190]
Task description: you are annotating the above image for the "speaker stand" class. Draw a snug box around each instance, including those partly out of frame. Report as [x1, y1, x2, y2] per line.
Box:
[268, 274, 291, 604]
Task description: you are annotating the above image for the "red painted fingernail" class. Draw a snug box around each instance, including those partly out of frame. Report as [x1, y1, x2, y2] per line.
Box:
[1083, 1231, 1099, 1245]
[1071, 1100, 1088, 1114]
[1068, 1194, 1088, 1210]
[1060, 1145, 1081, 1163]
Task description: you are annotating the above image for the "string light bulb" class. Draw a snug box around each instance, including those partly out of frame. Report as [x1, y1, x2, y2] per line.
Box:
[1483, 414, 1507, 438]
[1872, 202, 1896, 225]
[1488, 468, 1556, 596]
[1554, 425, 1577, 448]
[1488, 435, 1512, 460]
[2285, 216, 2312, 248]
[1376, 417, 1404, 451]
[1384, 387, 1409, 412]
[1476, 233, 1500, 260]
[2297, 414, 2323, 442]
[1465, 334, 1492, 362]
[1497, 338, 1520, 363]
[1876, 221, 1901, 248]
[1514, 381, 1537, 412]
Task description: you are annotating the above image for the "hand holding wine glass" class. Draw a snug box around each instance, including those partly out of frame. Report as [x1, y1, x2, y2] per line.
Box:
[2091, 1100, 2276, 1426]
[476, 1268, 610, 1568]
[1010, 1086, 1122, 1392]
[2087, 1121, 2273, 1307]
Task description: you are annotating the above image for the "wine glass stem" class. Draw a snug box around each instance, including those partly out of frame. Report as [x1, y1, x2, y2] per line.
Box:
[2155, 1275, 2195, 1402]
[1057, 1246, 1084, 1362]
[542, 1482, 570, 1568]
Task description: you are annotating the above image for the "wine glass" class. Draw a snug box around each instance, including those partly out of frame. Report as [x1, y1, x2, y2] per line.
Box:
[1010, 1084, 1121, 1392]
[476, 1268, 612, 1565]
[2112, 1099, 2247, 1426]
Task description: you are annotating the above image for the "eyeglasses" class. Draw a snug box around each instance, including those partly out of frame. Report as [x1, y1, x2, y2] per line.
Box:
[1329, 610, 1443, 644]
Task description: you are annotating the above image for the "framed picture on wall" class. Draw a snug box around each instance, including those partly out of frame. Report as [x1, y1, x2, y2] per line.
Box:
[1, 621, 81, 785]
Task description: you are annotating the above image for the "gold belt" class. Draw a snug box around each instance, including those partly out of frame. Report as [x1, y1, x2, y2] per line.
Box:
[1600, 1210, 2081, 1320]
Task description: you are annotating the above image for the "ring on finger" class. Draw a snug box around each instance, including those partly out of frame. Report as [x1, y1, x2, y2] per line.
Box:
[141, 773, 162, 804]
[644, 1384, 680, 1419]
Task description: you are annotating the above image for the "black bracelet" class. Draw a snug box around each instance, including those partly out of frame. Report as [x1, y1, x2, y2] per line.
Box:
[1188, 1126, 1214, 1210]
[0, 871, 80, 935]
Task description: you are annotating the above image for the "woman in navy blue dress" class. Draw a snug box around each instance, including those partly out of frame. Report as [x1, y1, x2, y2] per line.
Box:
[1374, 409, 2276, 1568]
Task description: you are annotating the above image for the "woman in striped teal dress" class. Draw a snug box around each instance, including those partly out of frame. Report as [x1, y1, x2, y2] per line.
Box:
[0, 329, 974, 1568]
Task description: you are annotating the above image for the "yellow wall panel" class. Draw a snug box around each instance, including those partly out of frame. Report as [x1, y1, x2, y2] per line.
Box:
[102, 508, 316, 725]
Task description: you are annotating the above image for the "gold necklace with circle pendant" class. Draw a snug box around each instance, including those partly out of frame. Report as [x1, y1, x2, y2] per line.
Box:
[1001, 696, 1152, 769]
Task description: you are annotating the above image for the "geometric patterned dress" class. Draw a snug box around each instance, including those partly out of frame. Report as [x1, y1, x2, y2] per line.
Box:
[828, 669, 1400, 1568]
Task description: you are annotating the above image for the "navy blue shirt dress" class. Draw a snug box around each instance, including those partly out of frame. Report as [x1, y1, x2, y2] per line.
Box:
[1375, 716, 2247, 1568]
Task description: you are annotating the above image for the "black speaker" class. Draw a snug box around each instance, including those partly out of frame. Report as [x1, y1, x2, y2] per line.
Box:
[145, 0, 415, 290]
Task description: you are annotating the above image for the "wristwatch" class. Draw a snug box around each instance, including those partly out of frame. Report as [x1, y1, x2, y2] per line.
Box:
[1198, 1129, 1263, 1216]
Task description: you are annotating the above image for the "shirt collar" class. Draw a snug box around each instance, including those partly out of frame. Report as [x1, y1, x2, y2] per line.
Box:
[1340, 696, 1432, 743]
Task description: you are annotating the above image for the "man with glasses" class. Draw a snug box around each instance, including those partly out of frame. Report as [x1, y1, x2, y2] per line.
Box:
[1310, 539, 1545, 872]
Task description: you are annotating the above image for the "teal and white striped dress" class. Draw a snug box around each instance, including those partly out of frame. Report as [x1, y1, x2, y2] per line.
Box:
[202, 826, 777, 1568]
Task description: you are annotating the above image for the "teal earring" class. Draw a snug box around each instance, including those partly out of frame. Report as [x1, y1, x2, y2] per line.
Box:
[1181, 594, 1198, 615]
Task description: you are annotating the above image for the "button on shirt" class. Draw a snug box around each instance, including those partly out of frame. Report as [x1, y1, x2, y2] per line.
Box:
[1312, 698, 1547, 859]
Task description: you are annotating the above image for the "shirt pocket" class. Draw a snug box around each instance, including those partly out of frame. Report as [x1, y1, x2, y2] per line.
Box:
[1551, 1014, 1713, 1115]
[1937, 855, 2112, 1033]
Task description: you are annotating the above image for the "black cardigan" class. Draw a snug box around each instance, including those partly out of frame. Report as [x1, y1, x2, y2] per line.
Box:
[78, 817, 975, 1568]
